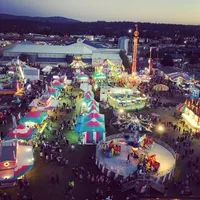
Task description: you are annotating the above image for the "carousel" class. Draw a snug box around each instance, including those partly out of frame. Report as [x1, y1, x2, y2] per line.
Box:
[70, 56, 88, 72]
[96, 133, 176, 187]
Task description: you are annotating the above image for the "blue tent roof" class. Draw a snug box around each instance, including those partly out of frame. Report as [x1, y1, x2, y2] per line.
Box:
[75, 123, 82, 133]
[79, 124, 105, 133]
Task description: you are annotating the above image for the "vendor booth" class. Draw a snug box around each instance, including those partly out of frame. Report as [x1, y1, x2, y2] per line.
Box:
[0, 140, 34, 187]
[6, 124, 37, 141]
[182, 97, 200, 130]
[19, 111, 48, 127]
[29, 94, 59, 111]
[77, 118, 106, 144]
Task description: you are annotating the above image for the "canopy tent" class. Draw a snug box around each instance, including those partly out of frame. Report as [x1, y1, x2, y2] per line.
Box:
[83, 94, 93, 104]
[93, 72, 107, 79]
[88, 105, 99, 112]
[6, 124, 37, 140]
[176, 103, 186, 113]
[80, 131, 105, 144]
[153, 84, 169, 92]
[76, 73, 89, 80]
[29, 98, 59, 111]
[83, 115, 104, 123]
[19, 111, 48, 125]
[48, 87, 60, 98]
[79, 118, 105, 133]
[78, 112, 104, 124]
[52, 80, 65, 89]
[84, 91, 94, 98]
[88, 99, 99, 107]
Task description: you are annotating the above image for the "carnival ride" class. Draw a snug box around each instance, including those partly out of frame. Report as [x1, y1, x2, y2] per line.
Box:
[70, 56, 88, 69]
[107, 87, 146, 111]
[111, 114, 154, 132]
[96, 133, 176, 186]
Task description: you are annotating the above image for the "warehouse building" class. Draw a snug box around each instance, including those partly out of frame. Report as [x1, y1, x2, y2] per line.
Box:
[2, 39, 122, 67]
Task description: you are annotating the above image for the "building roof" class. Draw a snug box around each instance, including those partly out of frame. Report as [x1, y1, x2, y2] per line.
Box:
[5, 39, 105, 55]
[82, 40, 105, 49]
[5, 43, 94, 55]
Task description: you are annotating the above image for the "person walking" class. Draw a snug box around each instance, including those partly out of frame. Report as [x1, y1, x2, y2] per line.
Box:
[56, 173, 60, 184]
[126, 154, 130, 163]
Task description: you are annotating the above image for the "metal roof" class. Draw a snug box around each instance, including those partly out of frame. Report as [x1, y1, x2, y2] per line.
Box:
[5, 43, 94, 55]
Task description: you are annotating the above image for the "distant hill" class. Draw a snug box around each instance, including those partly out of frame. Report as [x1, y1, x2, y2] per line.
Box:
[0, 13, 80, 23]
[0, 13, 199, 37]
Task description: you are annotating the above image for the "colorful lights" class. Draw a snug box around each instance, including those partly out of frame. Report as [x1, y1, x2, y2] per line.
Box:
[4, 162, 10, 167]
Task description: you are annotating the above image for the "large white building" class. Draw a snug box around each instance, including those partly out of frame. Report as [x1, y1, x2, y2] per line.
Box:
[2, 39, 122, 67]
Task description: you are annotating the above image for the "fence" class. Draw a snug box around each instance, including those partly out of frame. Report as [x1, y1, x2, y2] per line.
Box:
[96, 132, 176, 179]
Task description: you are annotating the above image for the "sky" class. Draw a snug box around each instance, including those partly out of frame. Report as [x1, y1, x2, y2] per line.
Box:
[0, 0, 200, 25]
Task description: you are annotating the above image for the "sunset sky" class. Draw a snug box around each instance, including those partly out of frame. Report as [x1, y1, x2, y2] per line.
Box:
[0, 0, 200, 25]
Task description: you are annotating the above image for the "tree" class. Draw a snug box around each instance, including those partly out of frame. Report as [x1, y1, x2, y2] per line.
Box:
[161, 54, 174, 66]
[119, 50, 131, 72]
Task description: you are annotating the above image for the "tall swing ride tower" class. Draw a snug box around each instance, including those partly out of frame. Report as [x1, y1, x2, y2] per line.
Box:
[132, 25, 139, 74]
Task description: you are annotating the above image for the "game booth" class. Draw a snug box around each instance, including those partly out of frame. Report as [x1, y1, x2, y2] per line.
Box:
[108, 87, 147, 111]
[0, 140, 34, 187]
[29, 94, 59, 111]
[96, 133, 176, 189]
[5, 124, 37, 141]
[181, 97, 200, 131]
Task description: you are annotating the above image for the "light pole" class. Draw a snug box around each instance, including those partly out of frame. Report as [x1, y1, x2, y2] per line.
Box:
[157, 124, 165, 140]
[128, 29, 133, 55]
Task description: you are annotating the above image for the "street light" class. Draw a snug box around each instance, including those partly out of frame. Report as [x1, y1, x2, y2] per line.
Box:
[119, 108, 124, 114]
[156, 124, 165, 140]
[128, 29, 132, 33]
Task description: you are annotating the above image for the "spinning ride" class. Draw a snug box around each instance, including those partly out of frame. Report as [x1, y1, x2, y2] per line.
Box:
[108, 87, 146, 111]
[96, 133, 176, 185]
